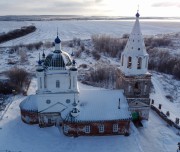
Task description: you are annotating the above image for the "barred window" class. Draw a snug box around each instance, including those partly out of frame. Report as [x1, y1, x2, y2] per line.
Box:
[99, 124, 104, 133]
[85, 126, 90, 133]
[64, 125, 69, 133]
[113, 124, 118, 132]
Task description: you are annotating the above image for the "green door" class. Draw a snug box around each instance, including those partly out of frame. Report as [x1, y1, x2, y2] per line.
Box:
[132, 112, 139, 121]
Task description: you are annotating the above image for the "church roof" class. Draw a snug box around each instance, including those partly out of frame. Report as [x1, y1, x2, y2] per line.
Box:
[123, 11, 148, 56]
[44, 50, 72, 69]
[19, 95, 38, 111]
[64, 89, 132, 122]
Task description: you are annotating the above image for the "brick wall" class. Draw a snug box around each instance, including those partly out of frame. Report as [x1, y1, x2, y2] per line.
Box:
[63, 120, 130, 137]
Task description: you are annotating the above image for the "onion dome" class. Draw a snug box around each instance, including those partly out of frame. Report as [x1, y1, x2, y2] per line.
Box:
[42, 50, 45, 58]
[70, 59, 77, 71]
[36, 53, 44, 72]
[136, 11, 140, 18]
[55, 36, 61, 44]
[70, 107, 80, 117]
[71, 51, 74, 57]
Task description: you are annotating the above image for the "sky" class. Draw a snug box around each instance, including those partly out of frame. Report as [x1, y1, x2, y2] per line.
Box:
[0, 0, 180, 17]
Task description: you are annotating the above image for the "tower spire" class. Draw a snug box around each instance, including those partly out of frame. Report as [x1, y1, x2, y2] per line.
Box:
[120, 11, 149, 76]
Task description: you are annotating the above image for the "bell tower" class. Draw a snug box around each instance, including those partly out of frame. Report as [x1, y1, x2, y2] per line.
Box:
[119, 11, 152, 121]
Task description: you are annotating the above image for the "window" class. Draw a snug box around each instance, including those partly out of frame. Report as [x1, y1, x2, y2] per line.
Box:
[64, 125, 69, 133]
[99, 124, 104, 133]
[48, 118, 51, 124]
[73, 77, 75, 88]
[66, 99, 71, 104]
[40, 77, 42, 88]
[121, 55, 124, 66]
[144, 83, 147, 93]
[56, 80, 60, 88]
[137, 57, 142, 69]
[127, 56, 132, 68]
[46, 99, 51, 104]
[145, 57, 148, 68]
[135, 82, 139, 89]
[85, 126, 90, 133]
[113, 124, 118, 132]
[128, 85, 131, 93]
[44, 76, 47, 88]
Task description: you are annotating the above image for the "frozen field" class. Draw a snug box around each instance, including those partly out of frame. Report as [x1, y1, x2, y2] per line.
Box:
[1, 19, 180, 46]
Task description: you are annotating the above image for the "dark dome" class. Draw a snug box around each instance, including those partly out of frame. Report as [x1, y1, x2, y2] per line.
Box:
[55, 36, 61, 44]
[136, 12, 140, 18]
[44, 51, 72, 69]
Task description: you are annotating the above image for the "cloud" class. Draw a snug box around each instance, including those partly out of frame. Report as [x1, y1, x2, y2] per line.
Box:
[152, 2, 180, 7]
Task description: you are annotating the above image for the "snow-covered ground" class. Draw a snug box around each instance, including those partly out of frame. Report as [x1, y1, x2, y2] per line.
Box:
[0, 19, 180, 152]
[0, 81, 179, 152]
[1, 20, 180, 46]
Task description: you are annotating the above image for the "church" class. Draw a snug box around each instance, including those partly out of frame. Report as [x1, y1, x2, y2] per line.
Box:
[19, 11, 151, 137]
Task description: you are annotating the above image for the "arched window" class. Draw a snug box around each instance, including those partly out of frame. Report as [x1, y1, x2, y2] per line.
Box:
[144, 82, 147, 93]
[127, 56, 132, 68]
[134, 82, 139, 90]
[40, 77, 42, 88]
[56, 80, 60, 88]
[137, 57, 142, 69]
[121, 55, 124, 66]
[128, 85, 131, 93]
[134, 82, 141, 95]
[145, 57, 148, 68]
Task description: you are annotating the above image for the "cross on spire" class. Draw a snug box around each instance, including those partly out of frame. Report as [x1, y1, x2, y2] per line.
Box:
[57, 27, 59, 36]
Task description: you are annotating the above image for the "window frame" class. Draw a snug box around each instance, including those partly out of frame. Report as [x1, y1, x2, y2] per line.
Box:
[113, 124, 119, 132]
[64, 125, 69, 133]
[56, 80, 60, 88]
[85, 125, 91, 133]
[99, 124, 104, 133]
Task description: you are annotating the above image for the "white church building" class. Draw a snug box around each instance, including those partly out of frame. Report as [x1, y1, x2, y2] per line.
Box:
[19, 11, 151, 137]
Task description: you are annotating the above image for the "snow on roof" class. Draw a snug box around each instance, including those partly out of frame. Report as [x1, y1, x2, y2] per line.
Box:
[19, 95, 38, 111]
[64, 89, 131, 122]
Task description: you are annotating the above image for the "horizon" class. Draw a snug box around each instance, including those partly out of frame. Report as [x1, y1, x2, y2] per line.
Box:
[0, 0, 180, 17]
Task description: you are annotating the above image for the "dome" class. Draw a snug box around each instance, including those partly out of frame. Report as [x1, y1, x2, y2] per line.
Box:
[44, 51, 72, 69]
[55, 36, 61, 44]
[136, 12, 140, 18]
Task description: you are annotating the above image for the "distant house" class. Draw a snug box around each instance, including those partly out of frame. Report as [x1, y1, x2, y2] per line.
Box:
[19, 11, 151, 137]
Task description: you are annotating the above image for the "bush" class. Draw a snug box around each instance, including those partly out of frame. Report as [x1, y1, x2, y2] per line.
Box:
[0, 82, 17, 94]
[173, 62, 180, 79]
[91, 34, 127, 58]
[5, 67, 30, 92]
[145, 37, 172, 50]
[74, 50, 82, 58]
[0, 26, 36, 43]
[92, 51, 101, 60]
[44, 41, 53, 48]
[122, 33, 130, 39]
[73, 37, 81, 46]
[79, 64, 88, 68]
[82, 62, 119, 88]
[148, 48, 180, 79]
